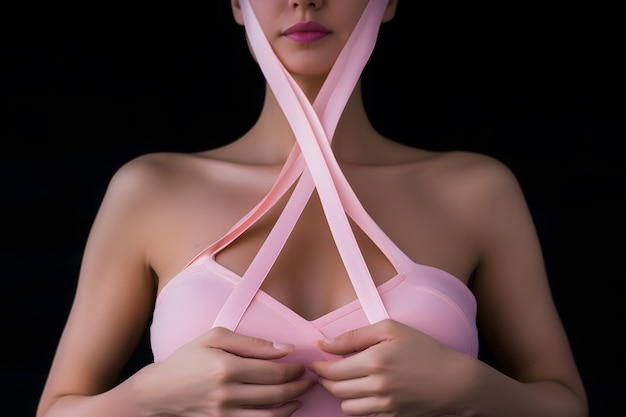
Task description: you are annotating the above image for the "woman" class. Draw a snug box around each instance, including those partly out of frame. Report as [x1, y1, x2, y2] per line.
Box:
[37, 1, 588, 416]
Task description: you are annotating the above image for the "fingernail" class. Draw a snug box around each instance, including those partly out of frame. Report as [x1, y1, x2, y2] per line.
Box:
[322, 338, 335, 344]
[273, 342, 290, 350]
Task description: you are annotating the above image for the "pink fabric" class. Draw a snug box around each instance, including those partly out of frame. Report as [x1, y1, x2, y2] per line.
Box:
[150, 1, 479, 415]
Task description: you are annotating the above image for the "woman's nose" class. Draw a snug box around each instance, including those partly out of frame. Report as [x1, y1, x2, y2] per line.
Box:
[288, 0, 323, 11]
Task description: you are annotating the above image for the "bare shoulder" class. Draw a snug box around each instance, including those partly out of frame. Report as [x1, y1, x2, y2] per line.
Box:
[379, 139, 516, 186]
[108, 152, 201, 193]
[93, 151, 220, 236]
[399, 147, 529, 235]
[426, 149, 534, 246]
[422, 149, 524, 207]
[425, 149, 517, 183]
[103, 151, 229, 206]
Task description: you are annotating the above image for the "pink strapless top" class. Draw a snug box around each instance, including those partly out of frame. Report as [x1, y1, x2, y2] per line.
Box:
[150, 1, 478, 416]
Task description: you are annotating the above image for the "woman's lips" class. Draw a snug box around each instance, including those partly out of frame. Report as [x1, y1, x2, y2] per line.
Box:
[283, 21, 331, 43]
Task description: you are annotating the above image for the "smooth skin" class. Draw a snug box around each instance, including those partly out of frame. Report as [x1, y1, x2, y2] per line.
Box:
[37, 1, 588, 416]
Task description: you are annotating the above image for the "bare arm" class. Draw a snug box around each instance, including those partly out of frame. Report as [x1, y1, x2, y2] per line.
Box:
[311, 154, 588, 417]
[37, 159, 160, 417]
[36, 156, 314, 417]
[467, 156, 587, 416]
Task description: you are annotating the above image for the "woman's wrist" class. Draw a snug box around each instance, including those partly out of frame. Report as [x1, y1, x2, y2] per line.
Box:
[442, 351, 485, 417]
[131, 363, 167, 417]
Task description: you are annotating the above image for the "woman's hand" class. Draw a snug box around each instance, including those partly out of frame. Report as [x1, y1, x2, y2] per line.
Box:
[137, 326, 316, 417]
[309, 319, 473, 417]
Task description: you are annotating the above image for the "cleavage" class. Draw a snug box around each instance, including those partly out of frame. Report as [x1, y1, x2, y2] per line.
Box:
[214, 192, 396, 321]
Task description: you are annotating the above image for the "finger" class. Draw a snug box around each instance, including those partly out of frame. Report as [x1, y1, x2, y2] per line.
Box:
[233, 356, 306, 385]
[340, 395, 390, 417]
[309, 346, 379, 380]
[203, 327, 295, 360]
[307, 378, 387, 417]
[228, 379, 316, 406]
[229, 400, 304, 417]
[317, 375, 373, 400]
[316, 319, 396, 356]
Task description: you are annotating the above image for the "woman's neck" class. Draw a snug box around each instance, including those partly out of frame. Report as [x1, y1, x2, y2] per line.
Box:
[242, 80, 381, 165]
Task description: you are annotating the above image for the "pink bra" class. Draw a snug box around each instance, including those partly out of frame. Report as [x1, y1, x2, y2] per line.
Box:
[150, 1, 478, 415]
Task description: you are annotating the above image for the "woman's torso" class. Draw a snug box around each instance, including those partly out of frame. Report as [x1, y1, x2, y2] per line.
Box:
[145, 144, 480, 321]
[138, 141, 482, 416]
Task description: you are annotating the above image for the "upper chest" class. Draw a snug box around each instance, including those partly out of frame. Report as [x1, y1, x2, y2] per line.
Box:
[149, 163, 478, 317]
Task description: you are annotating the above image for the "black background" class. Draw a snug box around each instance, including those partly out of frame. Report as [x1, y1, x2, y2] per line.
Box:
[2, 2, 623, 416]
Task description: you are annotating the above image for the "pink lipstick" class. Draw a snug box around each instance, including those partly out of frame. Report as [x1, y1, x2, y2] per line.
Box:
[283, 21, 330, 43]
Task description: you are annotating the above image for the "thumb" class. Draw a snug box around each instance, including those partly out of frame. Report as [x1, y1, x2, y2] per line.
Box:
[203, 327, 295, 359]
[317, 319, 393, 355]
